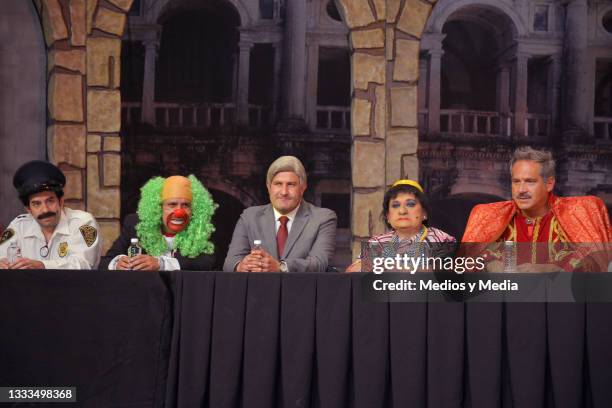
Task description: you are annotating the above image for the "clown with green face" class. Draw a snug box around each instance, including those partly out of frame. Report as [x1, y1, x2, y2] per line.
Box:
[101, 175, 217, 271]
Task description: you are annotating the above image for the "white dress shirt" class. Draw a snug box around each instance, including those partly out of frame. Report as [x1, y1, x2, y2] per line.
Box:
[107, 235, 181, 271]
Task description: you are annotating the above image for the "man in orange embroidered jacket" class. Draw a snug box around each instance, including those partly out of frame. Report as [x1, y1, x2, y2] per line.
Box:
[462, 147, 611, 272]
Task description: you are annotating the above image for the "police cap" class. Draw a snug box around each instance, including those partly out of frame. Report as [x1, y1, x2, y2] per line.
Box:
[13, 160, 66, 204]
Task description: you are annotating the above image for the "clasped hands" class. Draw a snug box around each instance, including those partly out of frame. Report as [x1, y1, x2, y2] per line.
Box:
[0, 257, 45, 269]
[115, 254, 160, 271]
[237, 248, 281, 272]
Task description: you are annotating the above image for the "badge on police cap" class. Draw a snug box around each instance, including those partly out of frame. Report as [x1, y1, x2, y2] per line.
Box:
[79, 225, 97, 247]
[58, 242, 68, 257]
[0, 228, 15, 245]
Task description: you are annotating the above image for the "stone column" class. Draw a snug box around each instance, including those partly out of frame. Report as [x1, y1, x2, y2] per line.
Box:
[547, 54, 562, 134]
[496, 64, 511, 136]
[306, 41, 319, 129]
[418, 57, 428, 135]
[427, 48, 443, 135]
[141, 38, 158, 125]
[496, 65, 510, 114]
[272, 42, 283, 122]
[232, 49, 238, 101]
[282, 0, 307, 121]
[418, 57, 428, 111]
[512, 51, 530, 137]
[237, 40, 253, 125]
[564, 0, 589, 136]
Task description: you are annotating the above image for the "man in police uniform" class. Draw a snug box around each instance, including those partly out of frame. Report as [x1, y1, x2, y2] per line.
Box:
[0, 160, 101, 269]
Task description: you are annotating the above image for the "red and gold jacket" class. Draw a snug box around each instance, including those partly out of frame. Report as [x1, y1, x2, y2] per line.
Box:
[461, 195, 611, 271]
[462, 195, 611, 243]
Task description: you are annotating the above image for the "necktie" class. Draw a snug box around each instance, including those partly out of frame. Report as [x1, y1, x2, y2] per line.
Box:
[277, 216, 289, 259]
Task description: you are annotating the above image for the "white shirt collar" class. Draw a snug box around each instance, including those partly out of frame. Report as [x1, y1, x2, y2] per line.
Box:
[272, 202, 301, 223]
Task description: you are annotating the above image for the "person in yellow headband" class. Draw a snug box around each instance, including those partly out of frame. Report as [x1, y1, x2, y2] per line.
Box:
[100, 175, 217, 271]
[346, 179, 456, 272]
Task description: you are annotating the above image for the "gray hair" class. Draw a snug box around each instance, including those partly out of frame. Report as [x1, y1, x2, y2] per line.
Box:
[266, 156, 307, 186]
[510, 146, 556, 179]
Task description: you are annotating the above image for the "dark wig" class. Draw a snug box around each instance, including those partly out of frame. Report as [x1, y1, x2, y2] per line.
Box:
[381, 184, 431, 229]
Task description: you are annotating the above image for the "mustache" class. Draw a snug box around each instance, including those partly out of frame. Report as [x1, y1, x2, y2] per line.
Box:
[516, 193, 532, 199]
[37, 212, 57, 220]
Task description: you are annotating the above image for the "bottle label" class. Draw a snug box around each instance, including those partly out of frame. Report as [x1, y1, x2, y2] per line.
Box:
[128, 245, 141, 257]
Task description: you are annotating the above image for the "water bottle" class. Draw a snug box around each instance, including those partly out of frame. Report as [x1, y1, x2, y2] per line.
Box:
[252, 240, 262, 251]
[503, 241, 516, 273]
[7, 241, 21, 264]
[127, 238, 142, 258]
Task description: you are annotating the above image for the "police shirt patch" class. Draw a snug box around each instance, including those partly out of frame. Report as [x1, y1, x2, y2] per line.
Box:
[58, 242, 69, 257]
[79, 225, 97, 247]
[0, 228, 15, 245]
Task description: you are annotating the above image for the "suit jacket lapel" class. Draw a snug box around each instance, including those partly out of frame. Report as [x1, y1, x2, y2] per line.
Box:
[282, 202, 310, 258]
[259, 205, 278, 255]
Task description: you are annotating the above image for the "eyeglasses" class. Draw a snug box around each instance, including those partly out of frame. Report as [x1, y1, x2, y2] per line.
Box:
[40, 245, 49, 258]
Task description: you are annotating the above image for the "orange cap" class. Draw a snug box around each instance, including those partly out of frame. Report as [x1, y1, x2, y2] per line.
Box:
[161, 176, 192, 201]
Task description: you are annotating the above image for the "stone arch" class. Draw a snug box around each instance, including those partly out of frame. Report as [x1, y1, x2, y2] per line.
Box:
[199, 179, 256, 270]
[152, 0, 252, 27]
[427, 0, 527, 37]
[202, 178, 258, 209]
[36, 0, 430, 258]
[155, 1, 241, 104]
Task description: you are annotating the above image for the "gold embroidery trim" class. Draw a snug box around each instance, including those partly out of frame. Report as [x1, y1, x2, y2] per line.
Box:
[531, 217, 542, 264]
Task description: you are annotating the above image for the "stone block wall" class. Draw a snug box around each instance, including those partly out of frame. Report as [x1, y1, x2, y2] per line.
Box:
[337, 0, 435, 257]
[38, 0, 132, 254]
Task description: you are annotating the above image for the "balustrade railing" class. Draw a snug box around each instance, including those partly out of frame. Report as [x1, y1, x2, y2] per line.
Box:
[154, 102, 236, 128]
[594, 117, 612, 141]
[121, 102, 140, 126]
[121, 102, 272, 129]
[315, 105, 350, 133]
[420, 109, 553, 139]
[248, 104, 272, 129]
[439, 109, 512, 137]
[525, 113, 551, 139]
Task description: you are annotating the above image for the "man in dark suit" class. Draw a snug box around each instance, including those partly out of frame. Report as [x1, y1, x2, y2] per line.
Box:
[223, 156, 337, 273]
[100, 175, 216, 271]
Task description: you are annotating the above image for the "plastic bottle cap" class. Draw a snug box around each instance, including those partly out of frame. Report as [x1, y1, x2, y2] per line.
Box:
[130, 238, 139, 244]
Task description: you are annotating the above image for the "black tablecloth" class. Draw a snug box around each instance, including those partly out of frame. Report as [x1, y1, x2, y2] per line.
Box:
[164, 272, 612, 408]
[0, 269, 172, 407]
[2, 271, 612, 407]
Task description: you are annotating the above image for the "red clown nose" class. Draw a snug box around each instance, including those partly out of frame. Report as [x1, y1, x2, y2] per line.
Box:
[165, 208, 190, 233]
[173, 208, 187, 218]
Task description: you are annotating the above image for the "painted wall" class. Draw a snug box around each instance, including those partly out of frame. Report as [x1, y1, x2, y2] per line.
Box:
[0, 0, 46, 226]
